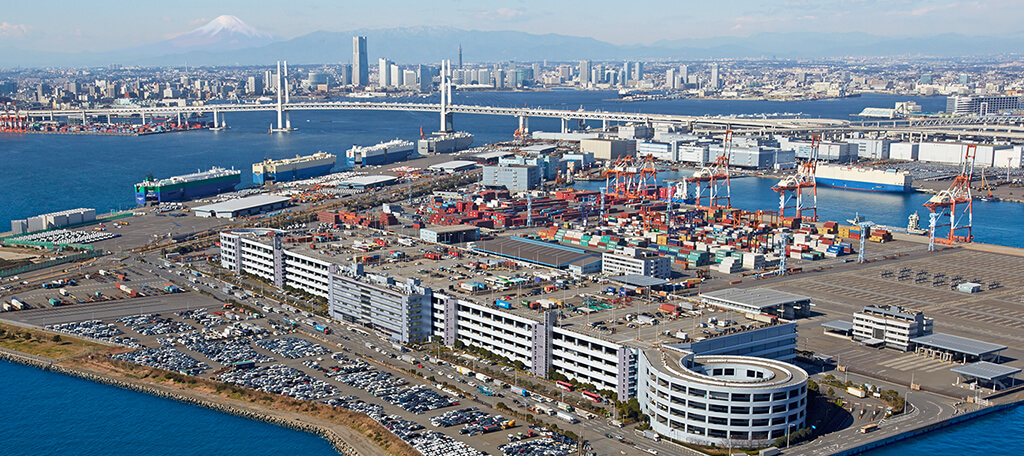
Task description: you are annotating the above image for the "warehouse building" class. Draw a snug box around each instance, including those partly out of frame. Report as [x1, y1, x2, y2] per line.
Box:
[580, 138, 635, 161]
[482, 164, 541, 190]
[334, 175, 398, 190]
[700, 288, 812, 320]
[473, 236, 602, 271]
[420, 225, 480, 244]
[330, 263, 433, 343]
[11, 208, 97, 234]
[194, 195, 291, 219]
[638, 347, 808, 447]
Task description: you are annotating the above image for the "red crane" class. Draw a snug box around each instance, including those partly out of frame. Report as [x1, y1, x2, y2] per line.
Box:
[771, 135, 819, 222]
[923, 144, 975, 250]
[685, 130, 733, 210]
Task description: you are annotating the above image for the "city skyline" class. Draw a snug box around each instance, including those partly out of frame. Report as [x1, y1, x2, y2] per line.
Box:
[2, 0, 1023, 54]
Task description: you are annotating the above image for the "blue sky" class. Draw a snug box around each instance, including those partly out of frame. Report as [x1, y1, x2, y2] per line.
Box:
[2, 0, 1021, 52]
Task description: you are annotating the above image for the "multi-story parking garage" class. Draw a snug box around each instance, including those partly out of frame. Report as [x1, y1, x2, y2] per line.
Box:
[638, 346, 808, 447]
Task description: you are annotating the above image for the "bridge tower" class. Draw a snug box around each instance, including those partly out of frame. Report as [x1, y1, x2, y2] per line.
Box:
[439, 60, 454, 133]
[924, 144, 975, 250]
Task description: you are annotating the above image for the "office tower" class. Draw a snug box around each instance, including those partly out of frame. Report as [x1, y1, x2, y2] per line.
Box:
[579, 60, 592, 86]
[391, 63, 402, 87]
[623, 61, 632, 82]
[680, 65, 688, 86]
[418, 65, 431, 92]
[339, 64, 352, 86]
[353, 36, 368, 86]
[633, 61, 643, 81]
[710, 63, 720, 89]
[666, 68, 676, 89]
[379, 58, 392, 87]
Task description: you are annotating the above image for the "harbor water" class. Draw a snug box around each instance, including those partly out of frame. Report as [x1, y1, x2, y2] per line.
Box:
[2, 92, 1022, 454]
[0, 360, 339, 456]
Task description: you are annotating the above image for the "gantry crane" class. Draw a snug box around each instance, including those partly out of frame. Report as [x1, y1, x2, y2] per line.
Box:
[603, 154, 659, 200]
[685, 130, 733, 210]
[924, 144, 975, 251]
[772, 135, 819, 222]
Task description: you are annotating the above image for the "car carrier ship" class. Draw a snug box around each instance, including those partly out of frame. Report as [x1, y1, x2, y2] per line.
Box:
[134, 167, 241, 205]
[346, 140, 414, 167]
[252, 151, 336, 184]
[814, 164, 914, 193]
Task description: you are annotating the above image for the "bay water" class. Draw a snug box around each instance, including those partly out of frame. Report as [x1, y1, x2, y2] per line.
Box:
[1, 91, 1020, 453]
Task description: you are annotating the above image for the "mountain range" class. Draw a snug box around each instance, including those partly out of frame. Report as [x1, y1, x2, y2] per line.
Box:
[3, 16, 1023, 68]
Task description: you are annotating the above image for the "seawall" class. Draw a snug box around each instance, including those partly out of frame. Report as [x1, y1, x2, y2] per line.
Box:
[0, 348, 365, 456]
[826, 400, 1023, 456]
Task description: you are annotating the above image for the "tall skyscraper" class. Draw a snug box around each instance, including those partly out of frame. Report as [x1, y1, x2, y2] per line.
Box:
[680, 64, 688, 85]
[623, 61, 632, 82]
[666, 68, 677, 90]
[633, 61, 643, 81]
[579, 60, 592, 86]
[352, 36, 368, 86]
[710, 63, 720, 89]
[379, 58, 392, 87]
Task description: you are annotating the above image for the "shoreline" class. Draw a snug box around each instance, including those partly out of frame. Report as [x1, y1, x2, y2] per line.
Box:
[0, 347, 372, 456]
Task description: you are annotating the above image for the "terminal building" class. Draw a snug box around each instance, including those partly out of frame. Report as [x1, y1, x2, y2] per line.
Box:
[852, 305, 933, 352]
[638, 347, 808, 447]
[482, 164, 541, 191]
[602, 247, 672, 278]
[193, 195, 291, 219]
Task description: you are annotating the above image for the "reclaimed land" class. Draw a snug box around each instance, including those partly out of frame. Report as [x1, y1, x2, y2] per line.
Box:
[0, 322, 414, 456]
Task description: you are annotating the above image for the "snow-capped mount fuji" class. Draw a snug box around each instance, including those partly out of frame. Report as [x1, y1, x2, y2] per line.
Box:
[121, 15, 279, 56]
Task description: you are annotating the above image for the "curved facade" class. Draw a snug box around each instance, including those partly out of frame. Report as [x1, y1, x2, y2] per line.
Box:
[638, 347, 808, 447]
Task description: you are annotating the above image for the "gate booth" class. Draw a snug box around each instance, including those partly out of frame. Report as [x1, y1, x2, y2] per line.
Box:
[951, 362, 1021, 392]
[910, 333, 1007, 364]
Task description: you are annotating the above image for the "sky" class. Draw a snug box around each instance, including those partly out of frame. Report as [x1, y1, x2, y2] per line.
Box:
[2, 0, 1023, 53]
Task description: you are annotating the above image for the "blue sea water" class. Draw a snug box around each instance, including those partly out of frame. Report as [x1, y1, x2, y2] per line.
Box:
[1, 92, 1020, 454]
[0, 360, 339, 456]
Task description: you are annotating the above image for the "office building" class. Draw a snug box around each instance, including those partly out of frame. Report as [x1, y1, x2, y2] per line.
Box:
[602, 247, 672, 278]
[379, 58, 393, 87]
[847, 138, 893, 160]
[352, 36, 368, 86]
[710, 63, 720, 89]
[638, 347, 808, 446]
[419, 225, 480, 244]
[579, 60, 592, 86]
[700, 288, 812, 320]
[482, 164, 541, 191]
[853, 305, 934, 352]
[946, 95, 1023, 116]
[666, 68, 677, 90]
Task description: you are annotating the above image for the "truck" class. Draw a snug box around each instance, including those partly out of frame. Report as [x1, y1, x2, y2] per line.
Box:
[117, 283, 137, 297]
[457, 366, 473, 376]
[478, 385, 495, 396]
[313, 324, 331, 334]
[642, 430, 661, 442]
[401, 354, 417, 364]
[48, 298, 62, 307]
[10, 297, 26, 310]
[58, 288, 70, 296]
[495, 299, 512, 309]
[510, 386, 530, 397]
[164, 283, 182, 293]
[475, 373, 491, 383]
[555, 411, 578, 424]
[847, 386, 867, 398]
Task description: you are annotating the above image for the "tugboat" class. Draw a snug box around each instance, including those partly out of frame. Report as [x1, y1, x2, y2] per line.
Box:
[907, 212, 928, 235]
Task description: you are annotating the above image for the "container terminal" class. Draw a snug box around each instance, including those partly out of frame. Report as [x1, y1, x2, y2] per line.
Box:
[2, 140, 1023, 456]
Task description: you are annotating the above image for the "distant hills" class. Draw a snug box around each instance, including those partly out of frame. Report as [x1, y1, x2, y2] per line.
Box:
[3, 17, 1023, 68]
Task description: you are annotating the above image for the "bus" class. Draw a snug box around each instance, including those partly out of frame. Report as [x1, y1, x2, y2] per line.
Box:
[860, 424, 878, 434]
[582, 391, 602, 403]
[556, 380, 575, 392]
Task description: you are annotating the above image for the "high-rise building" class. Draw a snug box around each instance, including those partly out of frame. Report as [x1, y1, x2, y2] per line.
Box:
[633, 61, 643, 81]
[579, 60, 592, 86]
[622, 61, 632, 83]
[666, 68, 677, 90]
[680, 65, 688, 86]
[710, 63, 720, 89]
[352, 36, 368, 86]
[379, 58, 392, 87]
[338, 64, 352, 86]
[390, 63, 402, 87]
[418, 65, 431, 92]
